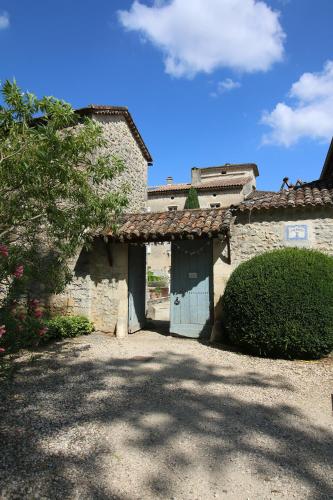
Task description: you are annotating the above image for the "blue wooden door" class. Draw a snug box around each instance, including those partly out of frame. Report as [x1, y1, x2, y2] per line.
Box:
[170, 240, 213, 338]
[128, 244, 146, 333]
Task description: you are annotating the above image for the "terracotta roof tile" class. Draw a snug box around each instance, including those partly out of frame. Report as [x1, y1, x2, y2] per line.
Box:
[107, 208, 231, 242]
[245, 189, 276, 200]
[148, 176, 251, 194]
[237, 179, 333, 212]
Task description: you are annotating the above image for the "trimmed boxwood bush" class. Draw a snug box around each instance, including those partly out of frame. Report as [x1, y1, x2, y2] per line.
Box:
[222, 248, 333, 359]
[46, 315, 94, 340]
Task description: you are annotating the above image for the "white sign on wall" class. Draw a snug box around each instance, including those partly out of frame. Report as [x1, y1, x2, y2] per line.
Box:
[285, 224, 308, 241]
[284, 224, 310, 246]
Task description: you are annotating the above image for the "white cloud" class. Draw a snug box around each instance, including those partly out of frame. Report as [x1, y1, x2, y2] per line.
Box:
[118, 0, 285, 78]
[0, 11, 9, 30]
[210, 78, 241, 97]
[218, 78, 241, 92]
[261, 61, 333, 146]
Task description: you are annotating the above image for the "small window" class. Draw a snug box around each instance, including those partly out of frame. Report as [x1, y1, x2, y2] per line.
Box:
[168, 205, 178, 211]
[221, 170, 227, 175]
[171, 196, 175, 200]
[213, 193, 217, 197]
[210, 203, 221, 208]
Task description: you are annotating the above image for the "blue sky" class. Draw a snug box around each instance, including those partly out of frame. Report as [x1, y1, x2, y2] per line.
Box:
[1, 0, 333, 190]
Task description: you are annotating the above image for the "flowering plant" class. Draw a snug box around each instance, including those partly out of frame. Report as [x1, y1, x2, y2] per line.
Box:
[0, 246, 48, 355]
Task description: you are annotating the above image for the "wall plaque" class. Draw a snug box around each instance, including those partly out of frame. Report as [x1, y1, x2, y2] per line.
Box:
[285, 224, 308, 241]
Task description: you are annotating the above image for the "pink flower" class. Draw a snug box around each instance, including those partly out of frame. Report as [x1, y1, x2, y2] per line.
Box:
[13, 265, 24, 279]
[38, 327, 48, 337]
[34, 309, 43, 319]
[0, 244, 8, 258]
[0, 325, 6, 338]
[29, 299, 39, 309]
[0, 347, 5, 354]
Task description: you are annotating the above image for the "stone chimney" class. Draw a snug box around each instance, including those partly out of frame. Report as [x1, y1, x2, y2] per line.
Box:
[166, 176, 173, 185]
[191, 167, 201, 185]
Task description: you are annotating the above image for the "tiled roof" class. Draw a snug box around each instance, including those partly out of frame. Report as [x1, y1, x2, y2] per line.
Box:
[76, 105, 153, 164]
[237, 179, 333, 212]
[148, 176, 252, 195]
[107, 208, 231, 242]
[245, 189, 276, 200]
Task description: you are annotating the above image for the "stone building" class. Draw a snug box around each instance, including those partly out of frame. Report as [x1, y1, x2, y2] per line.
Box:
[147, 163, 259, 276]
[50, 105, 153, 333]
[76, 105, 153, 212]
[51, 106, 333, 341]
[147, 163, 258, 212]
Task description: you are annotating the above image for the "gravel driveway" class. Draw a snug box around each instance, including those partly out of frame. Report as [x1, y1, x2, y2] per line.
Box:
[0, 328, 332, 500]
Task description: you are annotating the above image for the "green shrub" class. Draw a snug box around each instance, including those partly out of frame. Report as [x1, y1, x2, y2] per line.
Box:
[222, 248, 333, 359]
[184, 187, 200, 209]
[46, 315, 94, 340]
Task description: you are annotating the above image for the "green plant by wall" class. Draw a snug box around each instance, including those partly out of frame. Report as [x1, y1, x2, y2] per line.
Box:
[222, 248, 333, 359]
[184, 187, 200, 209]
[147, 270, 163, 283]
[45, 316, 94, 341]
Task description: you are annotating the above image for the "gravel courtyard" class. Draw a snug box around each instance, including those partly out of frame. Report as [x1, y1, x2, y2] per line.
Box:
[0, 328, 332, 500]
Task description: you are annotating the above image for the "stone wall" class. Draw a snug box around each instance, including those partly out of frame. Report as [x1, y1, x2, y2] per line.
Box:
[231, 208, 333, 265]
[50, 239, 128, 334]
[93, 114, 149, 213]
[212, 207, 333, 332]
[147, 242, 171, 276]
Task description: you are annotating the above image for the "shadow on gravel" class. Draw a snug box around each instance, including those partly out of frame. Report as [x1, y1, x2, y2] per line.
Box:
[0, 341, 332, 499]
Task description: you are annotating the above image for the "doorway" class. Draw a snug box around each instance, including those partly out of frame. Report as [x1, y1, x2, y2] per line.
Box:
[170, 240, 213, 339]
[128, 244, 146, 333]
[128, 240, 213, 339]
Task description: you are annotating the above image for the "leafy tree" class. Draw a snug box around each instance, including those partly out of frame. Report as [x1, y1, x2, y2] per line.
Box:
[184, 187, 200, 209]
[0, 80, 128, 348]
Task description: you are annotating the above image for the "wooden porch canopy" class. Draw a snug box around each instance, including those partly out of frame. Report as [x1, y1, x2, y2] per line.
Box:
[106, 208, 232, 243]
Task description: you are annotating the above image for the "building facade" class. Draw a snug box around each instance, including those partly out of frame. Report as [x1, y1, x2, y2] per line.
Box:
[147, 163, 258, 212]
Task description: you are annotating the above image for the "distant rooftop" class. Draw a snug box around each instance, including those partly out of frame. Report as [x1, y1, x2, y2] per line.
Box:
[148, 176, 252, 195]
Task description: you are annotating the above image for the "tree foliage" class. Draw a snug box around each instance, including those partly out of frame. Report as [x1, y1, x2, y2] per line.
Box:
[0, 80, 128, 297]
[0, 80, 129, 356]
[222, 248, 333, 359]
[184, 187, 200, 209]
